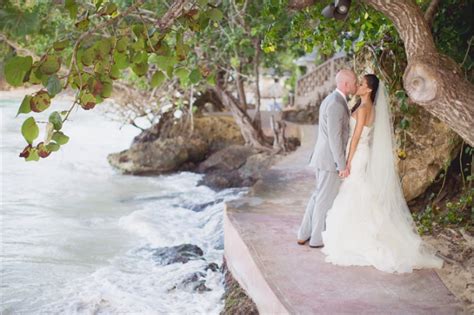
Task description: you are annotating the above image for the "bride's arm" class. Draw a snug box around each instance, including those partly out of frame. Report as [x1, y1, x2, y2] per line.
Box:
[347, 107, 369, 168]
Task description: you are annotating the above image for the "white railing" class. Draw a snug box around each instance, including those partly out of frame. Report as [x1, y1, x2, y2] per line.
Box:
[294, 55, 349, 108]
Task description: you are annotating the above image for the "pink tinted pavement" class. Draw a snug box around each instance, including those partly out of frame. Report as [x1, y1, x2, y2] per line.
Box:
[224, 124, 462, 314]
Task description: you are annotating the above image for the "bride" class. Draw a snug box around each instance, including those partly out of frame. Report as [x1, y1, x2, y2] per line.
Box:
[321, 74, 444, 273]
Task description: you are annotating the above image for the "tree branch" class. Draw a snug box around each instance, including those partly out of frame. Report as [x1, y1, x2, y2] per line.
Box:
[155, 0, 190, 30]
[424, 0, 441, 28]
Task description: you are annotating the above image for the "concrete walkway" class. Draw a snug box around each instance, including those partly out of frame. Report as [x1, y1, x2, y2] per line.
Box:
[223, 123, 461, 314]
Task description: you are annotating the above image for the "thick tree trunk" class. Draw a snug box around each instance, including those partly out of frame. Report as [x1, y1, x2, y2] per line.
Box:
[213, 85, 273, 151]
[236, 63, 248, 111]
[363, 0, 474, 146]
[288, 0, 474, 146]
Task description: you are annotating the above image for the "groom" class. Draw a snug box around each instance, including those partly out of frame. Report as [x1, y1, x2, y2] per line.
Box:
[297, 69, 358, 248]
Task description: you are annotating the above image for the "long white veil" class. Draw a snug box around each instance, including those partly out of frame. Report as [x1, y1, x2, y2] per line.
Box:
[366, 82, 443, 270]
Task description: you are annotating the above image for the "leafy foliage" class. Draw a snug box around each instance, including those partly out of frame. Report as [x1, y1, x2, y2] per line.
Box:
[1, 0, 472, 162]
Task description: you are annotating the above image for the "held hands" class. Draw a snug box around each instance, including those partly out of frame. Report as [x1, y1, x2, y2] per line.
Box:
[338, 161, 351, 178]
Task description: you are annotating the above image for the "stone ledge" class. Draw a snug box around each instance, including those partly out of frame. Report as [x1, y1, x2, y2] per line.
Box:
[223, 124, 462, 314]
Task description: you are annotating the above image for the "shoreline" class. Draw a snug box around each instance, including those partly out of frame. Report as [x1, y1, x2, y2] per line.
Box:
[2, 86, 471, 313]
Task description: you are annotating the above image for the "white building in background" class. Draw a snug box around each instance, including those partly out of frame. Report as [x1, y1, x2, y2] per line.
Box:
[241, 74, 290, 112]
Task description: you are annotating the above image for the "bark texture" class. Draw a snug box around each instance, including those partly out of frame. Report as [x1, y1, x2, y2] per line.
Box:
[214, 85, 273, 152]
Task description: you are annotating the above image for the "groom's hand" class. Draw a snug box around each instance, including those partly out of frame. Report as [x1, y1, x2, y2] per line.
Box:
[338, 167, 350, 178]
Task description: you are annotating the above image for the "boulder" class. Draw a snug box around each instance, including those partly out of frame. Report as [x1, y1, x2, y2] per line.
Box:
[108, 114, 245, 175]
[397, 107, 461, 201]
[108, 136, 208, 175]
[197, 145, 256, 173]
[197, 145, 275, 190]
[151, 244, 204, 265]
[282, 106, 319, 124]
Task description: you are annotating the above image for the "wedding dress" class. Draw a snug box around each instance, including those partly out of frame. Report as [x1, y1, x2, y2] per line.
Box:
[321, 83, 443, 274]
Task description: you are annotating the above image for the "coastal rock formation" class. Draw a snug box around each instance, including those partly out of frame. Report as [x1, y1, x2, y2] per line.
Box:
[107, 114, 245, 175]
[108, 136, 208, 175]
[151, 244, 204, 265]
[196, 145, 275, 190]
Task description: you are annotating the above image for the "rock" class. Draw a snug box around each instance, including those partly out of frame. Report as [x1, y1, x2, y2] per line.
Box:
[397, 108, 461, 201]
[176, 199, 225, 212]
[197, 145, 256, 173]
[282, 106, 319, 124]
[151, 244, 204, 265]
[197, 145, 275, 190]
[199, 171, 244, 190]
[238, 153, 275, 180]
[205, 262, 220, 272]
[168, 271, 212, 293]
[220, 258, 258, 315]
[108, 136, 208, 175]
[108, 115, 244, 175]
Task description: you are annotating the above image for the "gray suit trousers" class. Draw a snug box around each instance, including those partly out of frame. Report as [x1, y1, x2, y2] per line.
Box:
[297, 169, 341, 247]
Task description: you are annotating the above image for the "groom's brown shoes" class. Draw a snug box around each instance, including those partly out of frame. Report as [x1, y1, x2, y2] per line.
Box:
[297, 238, 310, 245]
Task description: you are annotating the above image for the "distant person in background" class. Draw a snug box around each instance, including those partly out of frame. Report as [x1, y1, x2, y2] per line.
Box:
[270, 78, 282, 111]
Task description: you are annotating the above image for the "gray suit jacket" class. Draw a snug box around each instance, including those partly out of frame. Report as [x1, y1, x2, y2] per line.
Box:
[312, 90, 350, 172]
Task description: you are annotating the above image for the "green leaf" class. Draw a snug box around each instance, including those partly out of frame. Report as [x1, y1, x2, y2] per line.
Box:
[39, 55, 61, 75]
[79, 91, 97, 110]
[208, 8, 223, 22]
[395, 90, 407, 100]
[21, 117, 39, 144]
[29, 65, 43, 84]
[101, 81, 113, 98]
[46, 75, 62, 96]
[175, 68, 189, 83]
[4, 56, 33, 87]
[53, 39, 69, 51]
[110, 64, 121, 80]
[400, 117, 410, 130]
[189, 69, 201, 84]
[46, 142, 60, 152]
[93, 39, 113, 60]
[132, 51, 148, 64]
[17, 95, 32, 116]
[30, 91, 51, 113]
[116, 37, 129, 52]
[206, 72, 216, 86]
[25, 148, 40, 162]
[151, 71, 166, 87]
[98, 3, 117, 16]
[150, 55, 178, 71]
[75, 18, 89, 30]
[49, 111, 63, 130]
[65, 0, 78, 19]
[52, 131, 69, 145]
[132, 62, 149, 76]
[113, 51, 129, 69]
[81, 48, 94, 66]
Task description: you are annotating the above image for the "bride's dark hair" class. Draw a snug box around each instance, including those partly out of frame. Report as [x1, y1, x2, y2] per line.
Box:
[351, 74, 380, 114]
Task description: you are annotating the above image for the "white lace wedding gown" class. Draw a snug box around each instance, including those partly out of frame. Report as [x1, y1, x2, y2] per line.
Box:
[321, 116, 443, 273]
